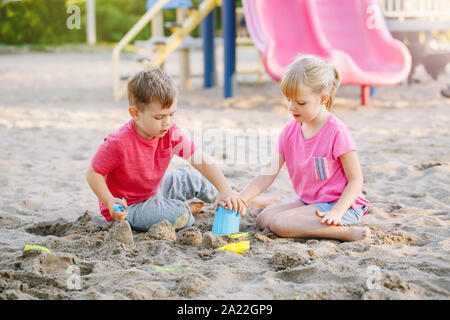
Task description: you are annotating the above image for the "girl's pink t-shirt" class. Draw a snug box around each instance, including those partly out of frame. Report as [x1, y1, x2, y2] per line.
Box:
[91, 119, 197, 221]
[277, 114, 370, 214]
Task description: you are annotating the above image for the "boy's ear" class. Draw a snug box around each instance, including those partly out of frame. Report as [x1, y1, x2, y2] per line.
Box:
[129, 106, 139, 119]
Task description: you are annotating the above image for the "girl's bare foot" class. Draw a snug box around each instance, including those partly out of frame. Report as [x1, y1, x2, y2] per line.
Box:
[346, 227, 371, 242]
[188, 201, 204, 215]
[248, 196, 281, 209]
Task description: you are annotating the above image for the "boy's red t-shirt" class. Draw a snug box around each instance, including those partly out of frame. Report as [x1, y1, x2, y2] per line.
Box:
[91, 119, 197, 221]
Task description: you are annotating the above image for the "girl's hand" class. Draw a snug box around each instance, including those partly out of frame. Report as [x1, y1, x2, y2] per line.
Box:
[215, 189, 248, 216]
[107, 196, 128, 223]
[315, 209, 344, 226]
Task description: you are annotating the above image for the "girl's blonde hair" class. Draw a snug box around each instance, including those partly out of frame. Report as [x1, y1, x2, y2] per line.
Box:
[280, 54, 341, 111]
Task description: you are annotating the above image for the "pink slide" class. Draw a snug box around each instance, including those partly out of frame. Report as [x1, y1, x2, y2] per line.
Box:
[242, 0, 412, 104]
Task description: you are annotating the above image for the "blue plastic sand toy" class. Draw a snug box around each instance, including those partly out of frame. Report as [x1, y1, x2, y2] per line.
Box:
[113, 204, 125, 212]
[113, 198, 127, 213]
[211, 205, 240, 235]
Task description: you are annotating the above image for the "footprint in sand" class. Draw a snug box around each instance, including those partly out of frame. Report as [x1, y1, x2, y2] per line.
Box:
[19, 249, 82, 277]
[381, 273, 411, 293]
[176, 274, 209, 298]
[371, 227, 419, 246]
[269, 249, 311, 271]
[26, 212, 104, 238]
[275, 266, 318, 284]
[419, 216, 443, 227]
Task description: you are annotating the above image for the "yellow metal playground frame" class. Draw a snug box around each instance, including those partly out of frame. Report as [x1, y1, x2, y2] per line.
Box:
[112, 0, 222, 101]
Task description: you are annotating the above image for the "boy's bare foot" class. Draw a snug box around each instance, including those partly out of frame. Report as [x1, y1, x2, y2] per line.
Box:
[347, 227, 371, 242]
[247, 196, 281, 209]
[188, 201, 204, 215]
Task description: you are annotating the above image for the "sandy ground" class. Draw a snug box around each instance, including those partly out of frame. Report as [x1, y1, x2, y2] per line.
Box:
[0, 46, 449, 300]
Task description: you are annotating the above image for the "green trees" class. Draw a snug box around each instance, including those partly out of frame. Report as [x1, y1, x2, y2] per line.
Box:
[0, 0, 150, 45]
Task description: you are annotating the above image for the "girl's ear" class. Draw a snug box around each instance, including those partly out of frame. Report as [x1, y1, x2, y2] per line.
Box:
[320, 93, 330, 106]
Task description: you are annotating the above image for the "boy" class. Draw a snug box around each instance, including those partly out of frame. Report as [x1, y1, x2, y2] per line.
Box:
[86, 66, 252, 232]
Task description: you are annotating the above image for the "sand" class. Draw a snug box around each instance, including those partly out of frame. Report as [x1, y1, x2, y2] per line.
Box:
[0, 46, 449, 300]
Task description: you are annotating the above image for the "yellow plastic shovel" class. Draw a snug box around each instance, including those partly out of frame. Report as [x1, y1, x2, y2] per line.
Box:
[218, 241, 250, 254]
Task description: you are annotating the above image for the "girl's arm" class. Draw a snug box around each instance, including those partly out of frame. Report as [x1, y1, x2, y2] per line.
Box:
[187, 149, 247, 215]
[317, 151, 363, 225]
[240, 151, 285, 204]
[333, 151, 363, 214]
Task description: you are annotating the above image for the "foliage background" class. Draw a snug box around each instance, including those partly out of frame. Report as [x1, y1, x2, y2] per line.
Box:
[0, 0, 232, 45]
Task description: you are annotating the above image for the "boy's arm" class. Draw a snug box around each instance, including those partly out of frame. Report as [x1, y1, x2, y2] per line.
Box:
[240, 151, 285, 204]
[85, 165, 127, 222]
[187, 149, 246, 214]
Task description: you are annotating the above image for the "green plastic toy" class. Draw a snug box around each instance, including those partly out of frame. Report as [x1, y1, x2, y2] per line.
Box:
[23, 245, 51, 253]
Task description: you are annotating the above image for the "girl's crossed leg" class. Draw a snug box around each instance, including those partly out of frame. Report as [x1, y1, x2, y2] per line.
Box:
[256, 199, 305, 230]
[257, 200, 370, 242]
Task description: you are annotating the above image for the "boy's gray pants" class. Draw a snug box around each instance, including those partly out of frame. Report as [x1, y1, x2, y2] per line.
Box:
[111, 168, 218, 232]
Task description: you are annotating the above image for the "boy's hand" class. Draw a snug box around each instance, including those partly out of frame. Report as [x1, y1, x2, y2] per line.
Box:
[315, 209, 344, 226]
[107, 197, 128, 223]
[216, 189, 248, 216]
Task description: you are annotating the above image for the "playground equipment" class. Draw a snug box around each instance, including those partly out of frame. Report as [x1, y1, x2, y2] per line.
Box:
[114, 0, 265, 101]
[112, 0, 449, 105]
[86, 0, 96, 45]
[242, 0, 412, 105]
[380, 0, 450, 30]
[112, 0, 228, 101]
[379, 0, 450, 85]
[134, 0, 200, 91]
[235, 7, 265, 84]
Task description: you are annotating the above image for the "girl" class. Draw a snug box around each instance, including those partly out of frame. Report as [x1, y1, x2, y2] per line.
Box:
[240, 55, 371, 242]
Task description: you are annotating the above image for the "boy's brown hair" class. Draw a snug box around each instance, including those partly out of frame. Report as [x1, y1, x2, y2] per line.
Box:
[127, 65, 177, 111]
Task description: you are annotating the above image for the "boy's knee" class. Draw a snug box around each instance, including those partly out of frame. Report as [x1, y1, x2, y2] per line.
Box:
[174, 211, 195, 231]
[179, 167, 207, 182]
[173, 211, 190, 229]
[174, 167, 194, 176]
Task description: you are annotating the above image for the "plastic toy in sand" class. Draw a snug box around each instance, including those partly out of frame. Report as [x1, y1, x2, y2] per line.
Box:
[229, 232, 249, 239]
[218, 241, 250, 254]
[211, 205, 240, 235]
[23, 245, 51, 253]
[155, 266, 191, 272]
[113, 198, 127, 213]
